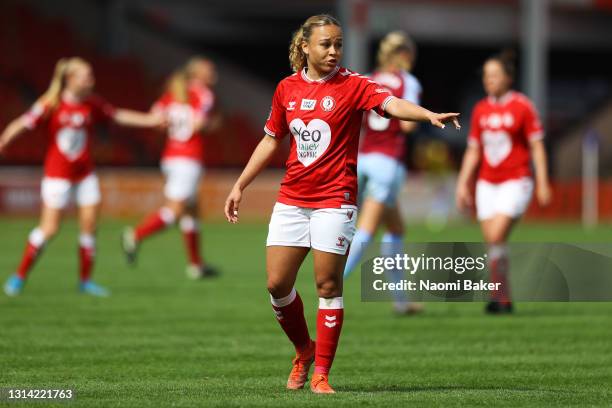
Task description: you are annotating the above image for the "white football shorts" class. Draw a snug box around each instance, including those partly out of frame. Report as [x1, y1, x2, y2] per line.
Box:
[41, 173, 101, 209]
[476, 177, 534, 221]
[266, 202, 358, 255]
[161, 158, 203, 202]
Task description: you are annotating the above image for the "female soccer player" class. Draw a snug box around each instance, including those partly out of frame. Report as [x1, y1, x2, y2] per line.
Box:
[1, 57, 164, 297]
[224, 15, 460, 393]
[456, 52, 551, 313]
[122, 57, 218, 279]
[342, 31, 424, 315]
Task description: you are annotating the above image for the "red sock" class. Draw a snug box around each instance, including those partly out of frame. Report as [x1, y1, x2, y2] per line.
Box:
[271, 289, 311, 353]
[489, 256, 511, 303]
[180, 216, 202, 266]
[135, 207, 175, 241]
[17, 243, 41, 279]
[314, 297, 344, 375]
[79, 234, 95, 282]
[16, 228, 46, 279]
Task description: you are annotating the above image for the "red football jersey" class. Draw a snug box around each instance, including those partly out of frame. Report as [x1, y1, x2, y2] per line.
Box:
[468, 91, 543, 183]
[264, 66, 394, 208]
[22, 95, 115, 181]
[360, 70, 422, 160]
[153, 85, 214, 162]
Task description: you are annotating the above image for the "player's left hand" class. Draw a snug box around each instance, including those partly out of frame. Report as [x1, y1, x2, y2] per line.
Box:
[429, 113, 461, 130]
[536, 182, 552, 207]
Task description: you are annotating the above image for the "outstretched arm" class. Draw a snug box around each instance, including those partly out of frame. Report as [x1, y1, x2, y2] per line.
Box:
[455, 144, 481, 211]
[530, 138, 551, 207]
[224, 135, 282, 223]
[384, 97, 461, 130]
[113, 109, 165, 128]
[0, 116, 30, 155]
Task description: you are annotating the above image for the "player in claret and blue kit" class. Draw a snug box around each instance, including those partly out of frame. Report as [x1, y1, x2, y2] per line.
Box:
[0, 57, 164, 297]
[224, 15, 460, 393]
[456, 52, 552, 314]
[343, 31, 424, 315]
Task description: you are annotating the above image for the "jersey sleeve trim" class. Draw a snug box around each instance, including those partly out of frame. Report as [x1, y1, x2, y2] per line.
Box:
[22, 102, 46, 130]
[380, 95, 396, 112]
[264, 125, 276, 138]
[528, 130, 544, 141]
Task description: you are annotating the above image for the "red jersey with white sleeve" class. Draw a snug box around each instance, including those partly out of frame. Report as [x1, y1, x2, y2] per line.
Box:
[153, 85, 214, 162]
[468, 91, 543, 183]
[264, 66, 394, 208]
[22, 95, 116, 182]
[360, 70, 422, 160]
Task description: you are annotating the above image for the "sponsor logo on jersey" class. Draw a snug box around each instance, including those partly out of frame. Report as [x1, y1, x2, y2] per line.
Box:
[482, 129, 512, 166]
[300, 99, 317, 111]
[321, 96, 336, 112]
[289, 118, 331, 167]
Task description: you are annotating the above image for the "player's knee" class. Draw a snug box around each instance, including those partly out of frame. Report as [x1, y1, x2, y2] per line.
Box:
[316, 279, 341, 298]
[40, 223, 59, 239]
[485, 232, 506, 245]
[266, 278, 292, 299]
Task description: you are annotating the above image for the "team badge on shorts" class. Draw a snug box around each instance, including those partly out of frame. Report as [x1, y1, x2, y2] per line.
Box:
[321, 96, 336, 112]
[336, 237, 346, 248]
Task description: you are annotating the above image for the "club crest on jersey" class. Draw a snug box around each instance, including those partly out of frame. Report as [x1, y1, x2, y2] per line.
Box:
[289, 118, 331, 167]
[300, 99, 317, 111]
[321, 96, 336, 112]
[287, 100, 296, 111]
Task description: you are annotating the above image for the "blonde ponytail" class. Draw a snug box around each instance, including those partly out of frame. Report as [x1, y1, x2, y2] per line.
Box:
[38, 57, 90, 110]
[166, 69, 189, 103]
[377, 31, 415, 72]
[288, 14, 341, 73]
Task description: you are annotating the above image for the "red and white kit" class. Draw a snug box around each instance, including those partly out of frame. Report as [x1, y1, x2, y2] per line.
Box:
[152, 85, 214, 202]
[264, 66, 394, 254]
[468, 91, 544, 220]
[22, 95, 116, 209]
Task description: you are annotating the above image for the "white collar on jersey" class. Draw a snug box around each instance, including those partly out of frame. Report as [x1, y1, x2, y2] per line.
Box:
[488, 90, 515, 106]
[301, 66, 340, 83]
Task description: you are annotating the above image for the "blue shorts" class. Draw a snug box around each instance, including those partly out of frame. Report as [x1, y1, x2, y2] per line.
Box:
[357, 152, 406, 207]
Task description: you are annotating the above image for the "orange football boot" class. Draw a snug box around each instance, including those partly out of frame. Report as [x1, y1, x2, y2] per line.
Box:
[286, 340, 315, 390]
[310, 373, 335, 394]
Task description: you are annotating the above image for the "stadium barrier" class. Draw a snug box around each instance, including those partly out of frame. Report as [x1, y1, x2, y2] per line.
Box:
[0, 168, 611, 222]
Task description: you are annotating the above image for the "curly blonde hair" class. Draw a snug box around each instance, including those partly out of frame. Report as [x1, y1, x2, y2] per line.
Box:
[288, 14, 341, 73]
[376, 31, 415, 72]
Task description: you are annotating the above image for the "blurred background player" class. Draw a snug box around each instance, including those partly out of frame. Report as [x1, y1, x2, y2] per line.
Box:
[224, 15, 459, 393]
[343, 31, 424, 315]
[122, 57, 219, 279]
[456, 51, 552, 314]
[0, 57, 164, 297]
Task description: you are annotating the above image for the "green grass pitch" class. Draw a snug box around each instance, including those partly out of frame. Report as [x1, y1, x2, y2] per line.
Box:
[1, 218, 611, 407]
